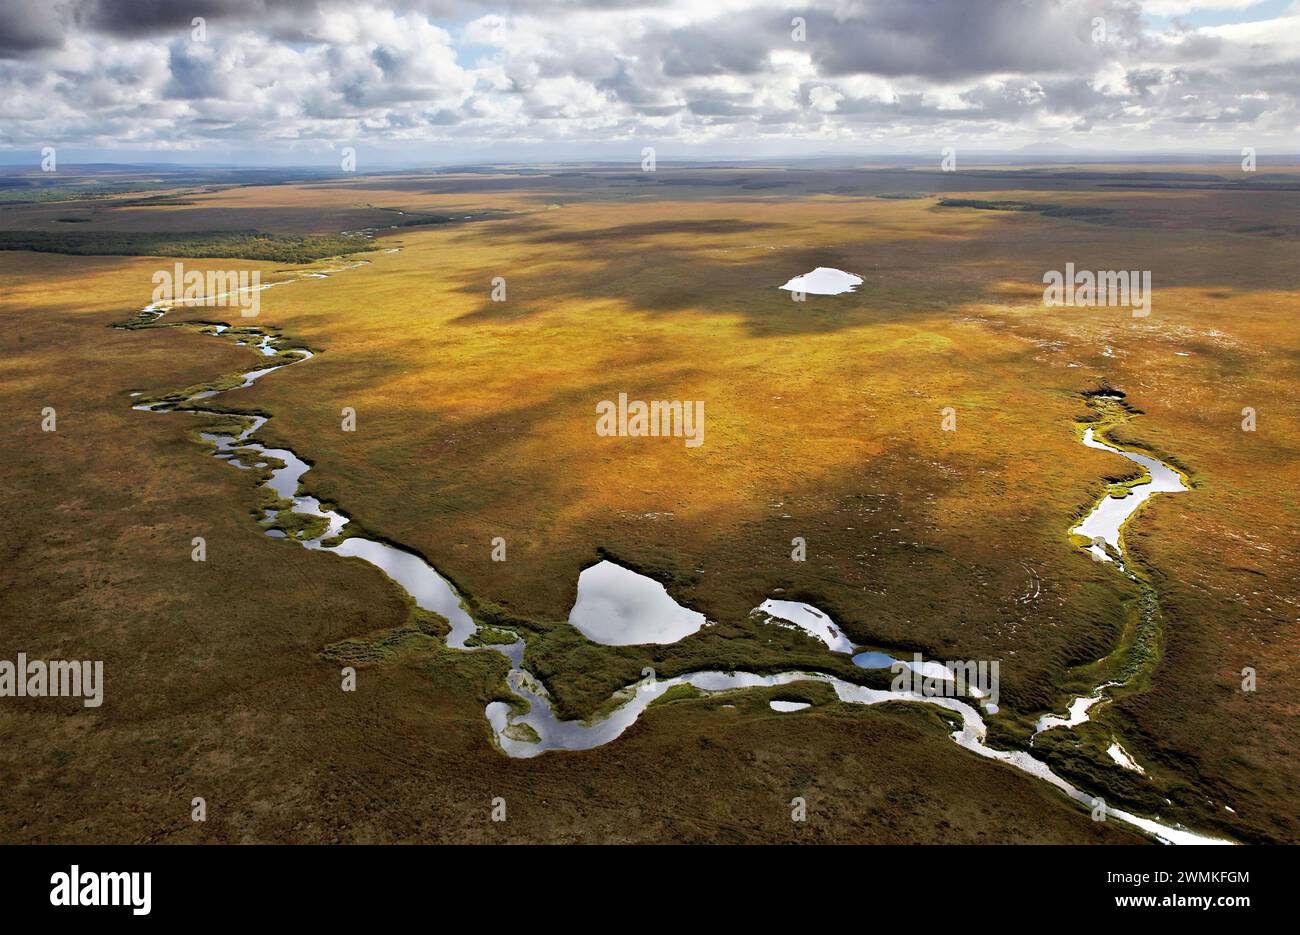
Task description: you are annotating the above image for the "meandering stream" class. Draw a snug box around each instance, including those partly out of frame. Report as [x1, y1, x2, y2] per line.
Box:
[1070, 399, 1188, 568]
[119, 264, 1228, 845]
[1034, 394, 1189, 739]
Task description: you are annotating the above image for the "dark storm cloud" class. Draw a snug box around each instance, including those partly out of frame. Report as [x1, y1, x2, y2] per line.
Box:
[597, 62, 660, 106]
[0, 0, 287, 57]
[807, 0, 1136, 80]
[660, 23, 779, 78]
[163, 42, 229, 99]
[0, 0, 469, 55]
[49, 0, 629, 43]
[81, 0, 296, 35]
[0, 0, 74, 55]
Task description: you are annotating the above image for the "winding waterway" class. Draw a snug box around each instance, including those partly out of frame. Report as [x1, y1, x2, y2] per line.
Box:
[119, 263, 1228, 845]
[1034, 394, 1190, 743]
[1070, 402, 1188, 567]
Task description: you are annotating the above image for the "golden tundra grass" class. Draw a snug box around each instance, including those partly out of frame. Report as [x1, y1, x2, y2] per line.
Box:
[0, 172, 1295, 842]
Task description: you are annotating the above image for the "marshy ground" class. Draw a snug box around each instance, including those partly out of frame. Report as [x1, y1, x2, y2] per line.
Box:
[0, 163, 1296, 843]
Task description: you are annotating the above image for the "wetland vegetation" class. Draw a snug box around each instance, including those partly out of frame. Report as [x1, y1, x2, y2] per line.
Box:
[2, 161, 1296, 844]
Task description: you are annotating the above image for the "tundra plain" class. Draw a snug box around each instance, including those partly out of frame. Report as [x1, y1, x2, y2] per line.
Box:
[0, 164, 1296, 843]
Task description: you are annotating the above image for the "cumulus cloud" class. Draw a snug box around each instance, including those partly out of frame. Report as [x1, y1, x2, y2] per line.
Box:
[0, 0, 1295, 159]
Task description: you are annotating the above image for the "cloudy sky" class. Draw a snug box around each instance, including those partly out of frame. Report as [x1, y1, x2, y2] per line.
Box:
[0, 0, 1296, 165]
